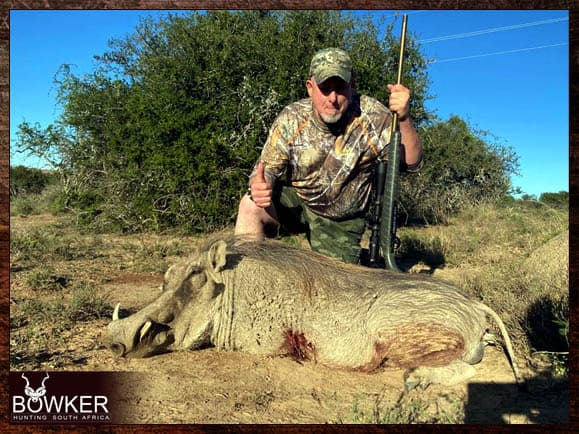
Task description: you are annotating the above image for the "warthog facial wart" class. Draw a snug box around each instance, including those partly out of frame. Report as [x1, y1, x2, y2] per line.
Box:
[105, 236, 522, 389]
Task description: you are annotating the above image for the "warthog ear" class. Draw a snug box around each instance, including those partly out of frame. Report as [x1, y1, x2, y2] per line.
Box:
[206, 240, 228, 284]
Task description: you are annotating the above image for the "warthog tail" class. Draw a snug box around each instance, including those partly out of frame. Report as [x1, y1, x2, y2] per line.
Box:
[476, 302, 524, 389]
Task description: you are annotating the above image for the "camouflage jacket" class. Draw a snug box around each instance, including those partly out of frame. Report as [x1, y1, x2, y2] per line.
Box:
[251, 93, 419, 219]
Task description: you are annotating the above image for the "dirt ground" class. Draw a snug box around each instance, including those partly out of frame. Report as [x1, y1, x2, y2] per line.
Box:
[9, 215, 569, 424]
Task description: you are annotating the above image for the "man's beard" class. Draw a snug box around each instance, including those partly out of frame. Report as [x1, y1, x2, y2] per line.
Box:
[320, 111, 343, 124]
[320, 96, 351, 125]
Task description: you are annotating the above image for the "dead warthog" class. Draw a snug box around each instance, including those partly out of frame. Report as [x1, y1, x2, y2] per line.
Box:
[105, 237, 522, 390]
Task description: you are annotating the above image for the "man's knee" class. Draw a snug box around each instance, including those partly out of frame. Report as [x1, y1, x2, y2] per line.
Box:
[235, 194, 279, 237]
[238, 194, 259, 217]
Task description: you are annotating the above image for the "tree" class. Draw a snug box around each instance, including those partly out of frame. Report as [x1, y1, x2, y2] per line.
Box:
[539, 191, 568, 208]
[400, 116, 520, 224]
[9, 165, 56, 196]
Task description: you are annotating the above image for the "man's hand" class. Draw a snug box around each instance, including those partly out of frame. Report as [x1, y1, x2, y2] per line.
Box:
[249, 162, 273, 208]
[387, 84, 411, 121]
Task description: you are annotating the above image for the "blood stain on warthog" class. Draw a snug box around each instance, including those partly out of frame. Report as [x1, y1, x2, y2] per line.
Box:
[281, 329, 316, 363]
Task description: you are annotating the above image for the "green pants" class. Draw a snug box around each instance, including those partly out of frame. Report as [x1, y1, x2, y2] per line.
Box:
[274, 186, 366, 264]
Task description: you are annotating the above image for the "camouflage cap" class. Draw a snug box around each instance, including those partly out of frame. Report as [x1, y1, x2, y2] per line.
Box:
[309, 48, 352, 84]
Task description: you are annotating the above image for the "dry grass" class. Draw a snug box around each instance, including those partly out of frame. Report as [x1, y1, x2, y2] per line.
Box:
[398, 202, 568, 371]
[337, 390, 465, 424]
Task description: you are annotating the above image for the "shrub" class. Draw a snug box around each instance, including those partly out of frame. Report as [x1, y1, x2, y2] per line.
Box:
[400, 117, 519, 224]
[9, 165, 57, 196]
[10, 183, 68, 216]
[539, 191, 568, 209]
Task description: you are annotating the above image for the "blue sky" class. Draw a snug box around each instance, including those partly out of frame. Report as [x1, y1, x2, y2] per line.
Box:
[9, 9, 569, 197]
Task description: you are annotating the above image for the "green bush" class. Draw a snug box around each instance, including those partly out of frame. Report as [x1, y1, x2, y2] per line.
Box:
[10, 196, 35, 216]
[10, 165, 57, 196]
[10, 184, 68, 216]
[400, 116, 519, 224]
[539, 191, 568, 209]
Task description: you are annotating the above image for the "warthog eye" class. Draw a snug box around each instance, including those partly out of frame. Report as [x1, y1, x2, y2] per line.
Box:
[159, 312, 174, 324]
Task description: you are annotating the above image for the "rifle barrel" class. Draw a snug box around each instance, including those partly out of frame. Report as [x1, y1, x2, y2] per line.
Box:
[379, 14, 408, 272]
[390, 14, 408, 131]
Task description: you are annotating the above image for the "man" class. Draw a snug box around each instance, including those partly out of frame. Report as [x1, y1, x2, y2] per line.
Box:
[235, 47, 422, 264]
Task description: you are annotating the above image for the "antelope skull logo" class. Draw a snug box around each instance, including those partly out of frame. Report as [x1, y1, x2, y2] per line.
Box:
[21, 373, 49, 402]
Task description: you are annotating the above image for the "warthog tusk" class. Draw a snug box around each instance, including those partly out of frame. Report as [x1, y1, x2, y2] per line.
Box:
[140, 321, 152, 341]
[112, 303, 120, 321]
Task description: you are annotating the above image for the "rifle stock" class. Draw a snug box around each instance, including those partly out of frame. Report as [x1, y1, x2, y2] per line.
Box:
[367, 14, 408, 271]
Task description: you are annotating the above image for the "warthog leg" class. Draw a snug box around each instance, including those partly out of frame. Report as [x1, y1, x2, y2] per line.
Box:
[403, 360, 477, 391]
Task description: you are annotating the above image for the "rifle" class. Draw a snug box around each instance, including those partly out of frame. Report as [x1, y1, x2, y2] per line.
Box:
[367, 14, 408, 271]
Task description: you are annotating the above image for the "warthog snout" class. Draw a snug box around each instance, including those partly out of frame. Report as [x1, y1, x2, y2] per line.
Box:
[106, 304, 175, 358]
[105, 241, 228, 358]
